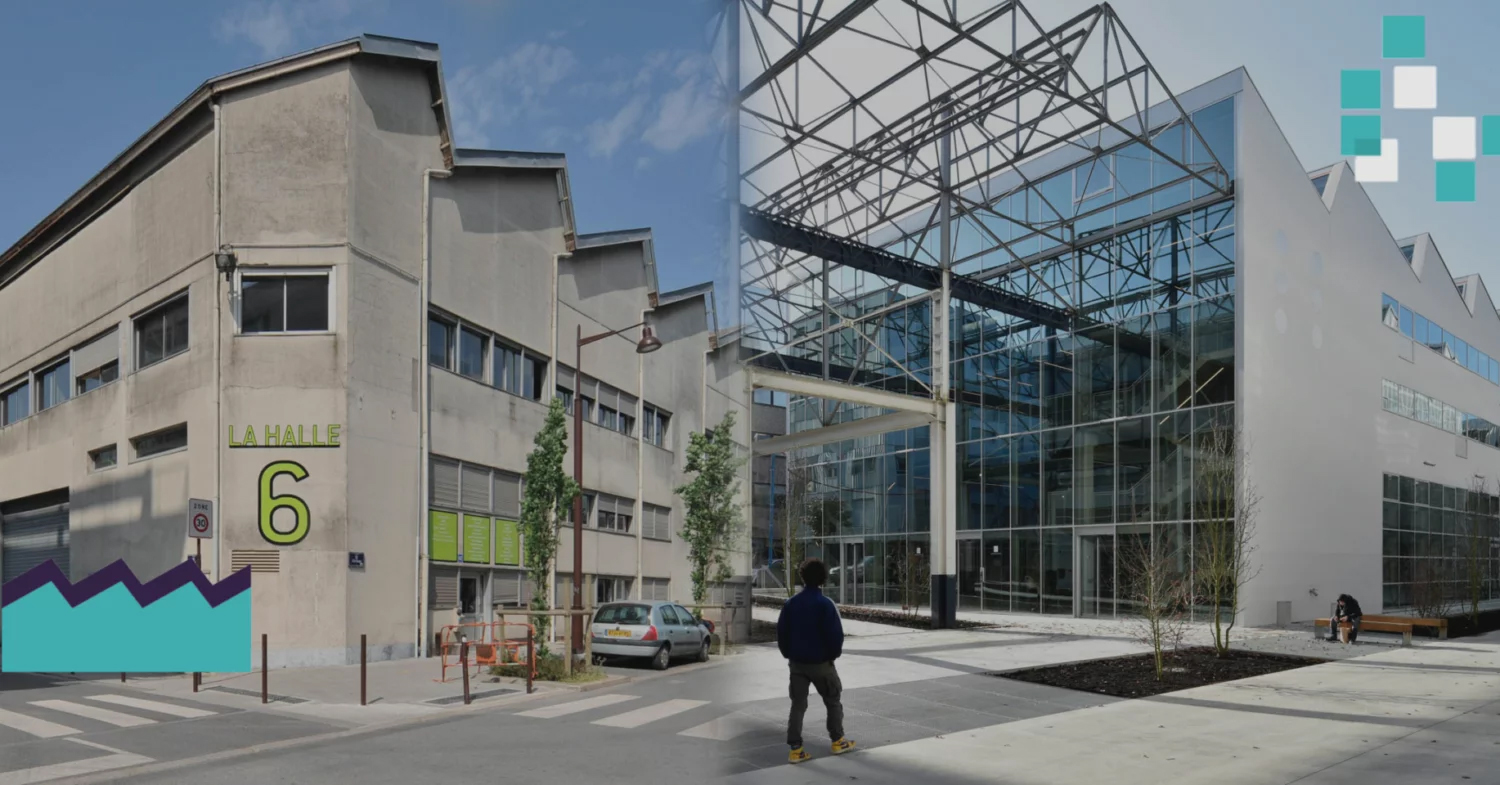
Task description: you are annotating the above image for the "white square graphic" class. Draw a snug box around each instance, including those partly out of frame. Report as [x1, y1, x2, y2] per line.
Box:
[1433, 116, 1477, 160]
[1354, 138, 1399, 183]
[1393, 66, 1437, 109]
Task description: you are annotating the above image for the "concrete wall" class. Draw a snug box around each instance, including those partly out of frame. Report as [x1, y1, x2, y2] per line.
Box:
[0, 120, 217, 588]
[1236, 78, 1500, 625]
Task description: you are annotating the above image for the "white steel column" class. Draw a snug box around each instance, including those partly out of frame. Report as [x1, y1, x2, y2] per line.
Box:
[929, 99, 958, 628]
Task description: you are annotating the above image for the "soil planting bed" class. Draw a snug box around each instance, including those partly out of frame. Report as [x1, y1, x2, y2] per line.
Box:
[998, 647, 1326, 699]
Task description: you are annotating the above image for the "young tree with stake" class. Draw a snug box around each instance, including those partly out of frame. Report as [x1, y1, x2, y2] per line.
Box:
[677, 412, 748, 607]
[1193, 423, 1261, 658]
[519, 399, 579, 655]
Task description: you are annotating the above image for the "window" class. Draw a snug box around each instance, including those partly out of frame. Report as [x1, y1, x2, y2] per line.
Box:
[135, 293, 189, 370]
[76, 361, 118, 395]
[37, 360, 69, 411]
[1381, 295, 1399, 330]
[1400, 244, 1415, 262]
[643, 404, 670, 447]
[2, 381, 29, 425]
[595, 576, 632, 605]
[566, 493, 596, 526]
[458, 327, 487, 380]
[89, 445, 118, 471]
[1311, 174, 1329, 196]
[131, 424, 188, 459]
[71, 328, 119, 395]
[659, 604, 682, 625]
[429, 316, 455, 370]
[556, 386, 574, 414]
[642, 504, 671, 540]
[495, 341, 547, 400]
[642, 577, 670, 601]
[595, 494, 634, 533]
[598, 405, 620, 431]
[753, 389, 789, 407]
[239, 272, 330, 333]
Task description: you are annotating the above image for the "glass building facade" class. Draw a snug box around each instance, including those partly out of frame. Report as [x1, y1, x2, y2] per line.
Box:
[779, 97, 1239, 617]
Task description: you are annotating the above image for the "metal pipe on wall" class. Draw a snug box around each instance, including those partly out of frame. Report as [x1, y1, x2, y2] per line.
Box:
[417, 167, 451, 659]
[212, 100, 223, 585]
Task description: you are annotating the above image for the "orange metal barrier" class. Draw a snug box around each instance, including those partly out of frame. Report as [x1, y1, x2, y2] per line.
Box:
[435, 620, 536, 683]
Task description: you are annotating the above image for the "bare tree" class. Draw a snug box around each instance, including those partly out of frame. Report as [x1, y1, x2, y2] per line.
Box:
[1193, 423, 1261, 658]
[1462, 478, 1492, 624]
[1119, 526, 1190, 681]
[1410, 557, 1453, 620]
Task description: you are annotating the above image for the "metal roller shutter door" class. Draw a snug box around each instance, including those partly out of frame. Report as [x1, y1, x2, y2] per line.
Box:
[1, 503, 70, 582]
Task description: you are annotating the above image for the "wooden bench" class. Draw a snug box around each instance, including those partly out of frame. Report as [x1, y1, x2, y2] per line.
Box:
[1313, 617, 1413, 646]
[1363, 614, 1447, 639]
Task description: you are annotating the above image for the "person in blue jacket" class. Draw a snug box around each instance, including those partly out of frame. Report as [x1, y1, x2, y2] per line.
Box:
[777, 558, 855, 764]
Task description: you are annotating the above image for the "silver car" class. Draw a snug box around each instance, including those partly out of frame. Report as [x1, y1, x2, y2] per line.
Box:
[590, 601, 712, 670]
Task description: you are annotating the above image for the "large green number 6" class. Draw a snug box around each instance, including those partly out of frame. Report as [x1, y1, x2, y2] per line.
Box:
[259, 461, 310, 545]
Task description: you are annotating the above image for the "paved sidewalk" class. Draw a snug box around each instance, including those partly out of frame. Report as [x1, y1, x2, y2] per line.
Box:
[726, 636, 1500, 784]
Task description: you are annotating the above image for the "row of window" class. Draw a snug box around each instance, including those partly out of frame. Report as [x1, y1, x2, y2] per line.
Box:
[1382, 472, 1500, 514]
[1380, 379, 1500, 450]
[1381, 293, 1499, 385]
[428, 313, 549, 402]
[434, 455, 671, 540]
[428, 311, 673, 446]
[84, 423, 189, 473]
[1380, 473, 1500, 610]
[4, 271, 334, 430]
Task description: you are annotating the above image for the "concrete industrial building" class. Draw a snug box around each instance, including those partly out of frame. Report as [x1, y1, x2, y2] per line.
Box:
[737, 3, 1499, 627]
[0, 35, 749, 667]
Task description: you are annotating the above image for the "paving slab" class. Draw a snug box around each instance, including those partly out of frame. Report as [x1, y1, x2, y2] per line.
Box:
[725, 638, 1500, 785]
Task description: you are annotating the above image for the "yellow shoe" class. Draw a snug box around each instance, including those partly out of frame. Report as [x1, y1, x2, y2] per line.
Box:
[789, 747, 811, 764]
[832, 737, 857, 755]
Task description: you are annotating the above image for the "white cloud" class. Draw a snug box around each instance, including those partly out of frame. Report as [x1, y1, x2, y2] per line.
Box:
[587, 94, 649, 158]
[448, 42, 579, 148]
[216, 0, 360, 59]
[636, 157, 652, 171]
[639, 52, 725, 153]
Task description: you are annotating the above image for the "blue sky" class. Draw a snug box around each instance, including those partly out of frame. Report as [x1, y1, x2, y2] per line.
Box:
[0, 0, 731, 301]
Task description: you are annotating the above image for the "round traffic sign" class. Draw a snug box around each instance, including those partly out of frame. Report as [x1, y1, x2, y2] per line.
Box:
[192, 513, 210, 533]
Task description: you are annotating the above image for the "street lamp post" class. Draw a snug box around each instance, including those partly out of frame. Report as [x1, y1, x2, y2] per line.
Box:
[571, 321, 662, 661]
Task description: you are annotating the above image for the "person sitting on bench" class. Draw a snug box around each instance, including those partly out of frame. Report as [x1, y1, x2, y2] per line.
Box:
[1326, 594, 1362, 642]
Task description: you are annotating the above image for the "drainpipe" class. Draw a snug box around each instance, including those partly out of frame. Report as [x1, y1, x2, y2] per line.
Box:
[212, 100, 224, 584]
[418, 167, 451, 659]
[635, 309, 647, 599]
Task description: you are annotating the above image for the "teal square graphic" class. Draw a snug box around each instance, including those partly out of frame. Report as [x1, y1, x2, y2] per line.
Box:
[1483, 116, 1500, 156]
[1341, 70, 1381, 110]
[1383, 16, 1425, 59]
[1341, 115, 1382, 156]
[1436, 161, 1476, 202]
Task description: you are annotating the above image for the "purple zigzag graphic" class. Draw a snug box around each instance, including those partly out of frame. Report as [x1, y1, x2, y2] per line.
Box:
[0, 559, 252, 610]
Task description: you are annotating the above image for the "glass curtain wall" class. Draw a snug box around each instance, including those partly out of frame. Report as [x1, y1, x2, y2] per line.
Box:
[784, 98, 1237, 616]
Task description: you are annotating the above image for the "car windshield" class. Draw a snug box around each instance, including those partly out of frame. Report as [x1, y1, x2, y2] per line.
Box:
[595, 604, 652, 625]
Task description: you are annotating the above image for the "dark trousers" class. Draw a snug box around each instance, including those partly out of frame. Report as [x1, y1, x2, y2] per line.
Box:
[787, 660, 843, 747]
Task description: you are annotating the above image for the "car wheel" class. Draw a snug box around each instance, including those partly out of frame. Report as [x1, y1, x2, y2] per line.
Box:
[697, 638, 711, 662]
[651, 645, 671, 671]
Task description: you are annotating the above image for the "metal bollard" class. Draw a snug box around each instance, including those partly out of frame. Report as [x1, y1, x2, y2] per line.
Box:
[193, 672, 200, 693]
[360, 634, 367, 707]
[261, 634, 268, 704]
[460, 641, 471, 705]
[527, 635, 535, 695]
[120, 672, 126, 683]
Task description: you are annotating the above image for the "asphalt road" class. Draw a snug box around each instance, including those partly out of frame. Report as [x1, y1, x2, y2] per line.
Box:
[108, 657, 735, 785]
[0, 671, 345, 784]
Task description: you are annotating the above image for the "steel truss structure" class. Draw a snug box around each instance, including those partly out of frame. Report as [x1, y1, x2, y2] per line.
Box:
[733, 0, 1233, 625]
[737, 0, 1230, 390]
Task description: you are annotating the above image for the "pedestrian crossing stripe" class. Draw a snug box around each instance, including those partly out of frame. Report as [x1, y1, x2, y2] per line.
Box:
[517, 693, 639, 719]
[592, 699, 708, 728]
[0, 707, 78, 738]
[84, 695, 217, 718]
[678, 713, 758, 741]
[29, 700, 155, 728]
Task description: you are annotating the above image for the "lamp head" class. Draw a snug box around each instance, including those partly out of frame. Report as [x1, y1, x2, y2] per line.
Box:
[635, 325, 663, 354]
